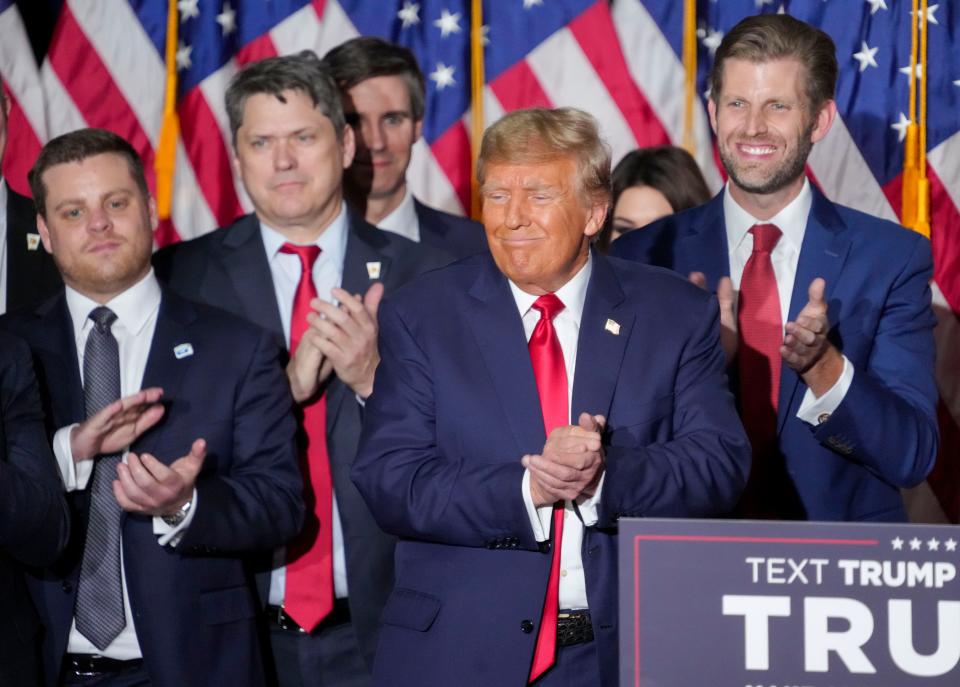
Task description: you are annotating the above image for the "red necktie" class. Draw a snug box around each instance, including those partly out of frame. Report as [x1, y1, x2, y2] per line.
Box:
[737, 224, 783, 510]
[527, 293, 568, 683]
[279, 242, 334, 632]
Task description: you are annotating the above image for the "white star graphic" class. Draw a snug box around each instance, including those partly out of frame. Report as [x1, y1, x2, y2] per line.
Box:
[178, 0, 200, 22]
[899, 63, 923, 79]
[946, 538, 958, 552]
[755, 0, 774, 7]
[955, 79, 960, 88]
[433, 9, 462, 38]
[892, 537, 904, 550]
[176, 41, 193, 71]
[777, 4, 786, 14]
[853, 42, 879, 72]
[429, 62, 456, 90]
[480, 24, 491, 47]
[928, 537, 941, 551]
[523, 0, 544, 8]
[909, 537, 922, 551]
[913, 3, 940, 27]
[866, 0, 887, 14]
[891, 112, 911, 142]
[216, 2, 237, 36]
[398, 1, 420, 28]
[702, 28, 724, 56]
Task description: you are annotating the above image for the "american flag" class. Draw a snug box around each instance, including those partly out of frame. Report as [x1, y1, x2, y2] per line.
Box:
[0, 0, 957, 520]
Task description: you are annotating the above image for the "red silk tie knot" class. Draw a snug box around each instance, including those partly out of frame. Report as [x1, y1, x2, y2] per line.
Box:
[750, 223, 782, 254]
[279, 242, 322, 354]
[531, 293, 565, 321]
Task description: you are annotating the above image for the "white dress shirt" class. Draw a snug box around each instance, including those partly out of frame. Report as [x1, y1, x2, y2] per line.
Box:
[260, 205, 353, 605]
[515, 254, 603, 611]
[723, 179, 853, 423]
[52, 269, 195, 659]
[376, 186, 421, 243]
[0, 179, 8, 315]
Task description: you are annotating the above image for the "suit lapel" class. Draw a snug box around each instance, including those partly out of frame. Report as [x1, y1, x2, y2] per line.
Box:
[677, 193, 731, 287]
[221, 215, 285, 337]
[776, 188, 852, 433]
[572, 252, 633, 422]
[136, 292, 198, 457]
[466, 255, 546, 454]
[33, 294, 85, 425]
[327, 212, 394, 431]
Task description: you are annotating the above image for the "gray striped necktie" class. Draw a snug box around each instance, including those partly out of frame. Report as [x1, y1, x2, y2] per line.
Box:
[74, 306, 126, 650]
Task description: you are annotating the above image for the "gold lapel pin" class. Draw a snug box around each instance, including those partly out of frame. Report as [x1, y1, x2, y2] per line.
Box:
[26, 233, 41, 251]
[604, 318, 621, 336]
[366, 261, 382, 279]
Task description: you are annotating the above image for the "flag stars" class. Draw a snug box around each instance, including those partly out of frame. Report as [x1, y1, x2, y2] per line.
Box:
[946, 539, 958, 552]
[899, 63, 922, 79]
[398, 1, 420, 28]
[927, 537, 941, 552]
[178, 0, 200, 22]
[755, 0, 775, 7]
[891, 112, 910, 142]
[701, 28, 723, 55]
[523, 0, 545, 8]
[909, 537, 922, 551]
[866, 0, 887, 14]
[216, 2, 237, 37]
[912, 3, 939, 26]
[853, 42, 879, 72]
[430, 62, 456, 90]
[176, 41, 193, 71]
[434, 9, 462, 38]
[480, 24, 491, 47]
[891, 537, 904, 550]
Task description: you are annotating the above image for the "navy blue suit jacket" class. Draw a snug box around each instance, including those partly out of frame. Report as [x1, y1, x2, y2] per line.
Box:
[414, 198, 487, 260]
[0, 331, 70, 687]
[4, 187, 62, 313]
[154, 209, 448, 665]
[0, 289, 303, 687]
[610, 187, 939, 521]
[352, 250, 750, 687]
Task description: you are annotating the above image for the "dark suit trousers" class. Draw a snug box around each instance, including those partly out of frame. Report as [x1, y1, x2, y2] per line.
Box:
[267, 620, 369, 687]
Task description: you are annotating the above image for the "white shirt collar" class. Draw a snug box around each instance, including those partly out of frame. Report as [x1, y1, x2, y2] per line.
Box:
[376, 187, 420, 243]
[723, 178, 812, 255]
[259, 204, 349, 267]
[65, 268, 162, 340]
[509, 251, 593, 325]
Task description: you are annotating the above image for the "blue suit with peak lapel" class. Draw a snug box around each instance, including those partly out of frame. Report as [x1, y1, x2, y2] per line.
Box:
[0, 288, 304, 687]
[610, 186, 939, 521]
[0, 331, 70, 687]
[352, 250, 750, 687]
[153, 208, 448, 666]
[413, 198, 487, 259]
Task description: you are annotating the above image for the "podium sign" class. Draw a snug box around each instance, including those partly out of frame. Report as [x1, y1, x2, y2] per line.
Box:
[618, 519, 960, 686]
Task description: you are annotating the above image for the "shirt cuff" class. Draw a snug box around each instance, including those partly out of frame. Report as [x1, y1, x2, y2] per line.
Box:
[54, 424, 94, 491]
[575, 471, 605, 527]
[355, 393, 366, 407]
[153, 488, 199, 547]
[522, 469, 554, 542]
[797, 355, 854, 426]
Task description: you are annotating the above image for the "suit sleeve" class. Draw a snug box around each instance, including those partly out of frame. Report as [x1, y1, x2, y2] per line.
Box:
[0, 337, 70, 566]
[178, 329, 304, 554]
[597, 294, 751, 524]
[813, 234, 938, 487]
[352, 301, 537, 550]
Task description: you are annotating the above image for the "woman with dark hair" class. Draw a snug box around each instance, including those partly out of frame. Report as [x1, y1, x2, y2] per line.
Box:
[600, 145, 712, 250]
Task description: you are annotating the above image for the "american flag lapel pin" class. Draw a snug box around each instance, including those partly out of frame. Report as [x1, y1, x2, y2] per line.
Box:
[604, 319, 621, 336]
[366, 261, 382, 279]
[26, 233, 41, 251]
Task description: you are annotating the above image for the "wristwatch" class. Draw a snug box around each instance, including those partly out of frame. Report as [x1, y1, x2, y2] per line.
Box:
[161, 499, 192, 527]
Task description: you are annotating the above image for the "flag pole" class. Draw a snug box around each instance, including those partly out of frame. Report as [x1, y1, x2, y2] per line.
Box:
[915, 0, 930, 238]
[681, 0, 696, 155]
[156, 0, 179, 223]
[469, 0, 485, 220]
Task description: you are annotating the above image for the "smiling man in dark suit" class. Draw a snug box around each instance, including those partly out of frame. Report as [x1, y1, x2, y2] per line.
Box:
[1, 128, 303, 687]
[0, 79, 61, 314]
[154, 52, 446, 687]
[353, 107, 749, 687]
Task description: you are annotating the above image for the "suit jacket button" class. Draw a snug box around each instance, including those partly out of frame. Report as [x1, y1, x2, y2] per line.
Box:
[61, 581, 73, 593]
[520, 620, 535, 634]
